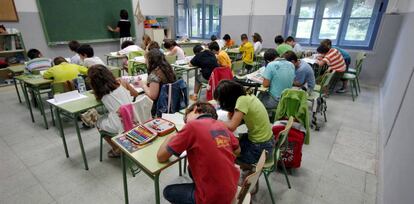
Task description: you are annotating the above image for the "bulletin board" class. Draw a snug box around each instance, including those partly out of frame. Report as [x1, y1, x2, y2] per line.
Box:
[0, 0, 19, 22]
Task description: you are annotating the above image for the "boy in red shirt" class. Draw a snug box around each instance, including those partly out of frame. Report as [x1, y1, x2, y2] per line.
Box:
[157, 102, 241, 204]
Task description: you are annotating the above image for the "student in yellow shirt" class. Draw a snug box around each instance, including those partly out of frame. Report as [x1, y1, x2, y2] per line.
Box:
[239, 34, 254, 73]
[209, 41, 231, 68]
[43, 57, 88, 83]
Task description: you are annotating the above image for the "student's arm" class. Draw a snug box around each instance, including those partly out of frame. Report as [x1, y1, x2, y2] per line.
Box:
[262, 65, 273, 88]
[119, 79, 139, 97]
[225, 110, 244, 132]
[42, 68, 54, 79]
[157, 134, 176, 162]
[77, 65, 88, 76]
[234, 146, 241, 156]
[262, 78, 270, 88]
[293, 80, 304, 87]
[167, 47, 177, 56]
[107, 25, 120, 32]
[137, 80, 160, 100]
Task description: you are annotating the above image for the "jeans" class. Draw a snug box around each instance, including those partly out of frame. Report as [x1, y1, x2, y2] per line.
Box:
[163, 183, 196, 204]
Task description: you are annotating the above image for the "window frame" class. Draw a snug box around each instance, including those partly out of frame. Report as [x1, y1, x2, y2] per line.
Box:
[285, 0, 388, 50]
[174, 0, 222, 39]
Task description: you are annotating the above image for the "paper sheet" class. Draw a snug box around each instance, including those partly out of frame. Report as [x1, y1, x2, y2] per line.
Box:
[47, 90, 87, 105]
[162, 113, 185, 131]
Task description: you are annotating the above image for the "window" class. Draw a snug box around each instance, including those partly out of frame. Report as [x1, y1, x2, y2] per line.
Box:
[175, 0, 221, 39]
[285, 0, 388, 49]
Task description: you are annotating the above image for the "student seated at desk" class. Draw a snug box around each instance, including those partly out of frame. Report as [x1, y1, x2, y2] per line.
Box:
[157, 102, 240, 204]
[189, 45, 219, 101]
[43, 57, 88, 83]
[88, 64, 139, 158]
[25, 48, 52, 72]
[209, 41, 231, 68]
[135, 49, 176, 116]
[274, 35, 292, 56]
[210, 34, 224, 50]
[252, 33, 263, 55]
[77, 44, 105, 68]
[223, 34, 235, 48]
[68, 40, 81, 65]
[141, 34, 152, 50]
[239, 34, 254, 73]
[285, 36, 304, 54]
[316, 44, 347, 92]
[118, 40, 143, 56]
[262, 49, 295, 101]
[283, 51, 315, 92]
[146, 41, 164, 54]
[214, 80, 273, 174]
[164, 39, 185, 60]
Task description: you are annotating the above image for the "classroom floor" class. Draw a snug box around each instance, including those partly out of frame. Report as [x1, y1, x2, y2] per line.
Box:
[0, 81, 379, 204]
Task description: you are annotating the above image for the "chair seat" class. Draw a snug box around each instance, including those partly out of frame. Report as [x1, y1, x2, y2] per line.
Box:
[307, 91, 319, 101]
[342, 73, 356, 80]
[313, 84, 321, 92]
[347, 68, 356, 73]
[233, 186, 251, 204]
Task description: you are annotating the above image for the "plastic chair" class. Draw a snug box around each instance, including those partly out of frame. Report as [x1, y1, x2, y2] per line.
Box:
[165, 55, 177, 65]
[127, 51, 145, 76]
[232, 60, 245, 75]
[233, 150, 266, 204]
[262, 116, 294, 204]
[182, 47, 194, 56]
[346, 52, 366, 93]
[341, 72, 359, 101]
[308, 71, 335, 130]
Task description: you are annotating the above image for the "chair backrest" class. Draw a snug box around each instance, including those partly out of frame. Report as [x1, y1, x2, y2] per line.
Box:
[355, 52, 366, 76]
[319, 70, 336, 95]
[127, 51, 145, 60]
[182, 47, 194, 56]
[232, 60, 244, 73]
[274, 116, 294, 154]
[165, 55, 177, 64]
[236, 150, 266, 204]
[52, 80, 75, 95]
[107, 66, 121, 78]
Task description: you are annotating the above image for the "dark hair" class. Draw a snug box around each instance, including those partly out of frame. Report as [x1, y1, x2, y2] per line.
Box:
[274, 35, 284, 44]
[121, 40, 135, 49]
[77, 44, 94, 57]
[53, 56, 67, 65]
[210, 35, 218, 41]
[320, 39, 332, 48]
[252, 33, 262, 43]
[241, 34, 248, 41]
[285, 36, 295, 43]
[146, 49, 176, 82]
[120, 9, 129, 20]
[264, 49, 278, 65]
[68, 40, 80, 52]
[213, 80, 246, 112]
[223, 34, 231, 41]
[27, 49, 42, 59]
[163, 39, 178, 49]
[0, 25, 5, 31]
[193, 45, 203, 54]
[317, 45, 330, 54]
[184, 102, 218, 122]
[88, 64, 119, 100]
[147, 41, 160, 51]
[208, 41, 220, 52]
[283, 51, 298, 63]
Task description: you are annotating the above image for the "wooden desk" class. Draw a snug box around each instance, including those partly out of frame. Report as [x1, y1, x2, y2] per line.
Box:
[8, 65, 25, 103]
[112, 130, 185, 204]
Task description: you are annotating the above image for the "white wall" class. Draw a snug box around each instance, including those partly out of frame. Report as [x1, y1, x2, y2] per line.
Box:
[223, 0, 287, 16]
[387, 0, 414, 13]
[135, 0, 174, 16]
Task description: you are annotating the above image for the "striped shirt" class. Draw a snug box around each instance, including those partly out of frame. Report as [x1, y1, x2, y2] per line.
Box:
[322, 48, 346, 72]
[25, 58, 52, 72]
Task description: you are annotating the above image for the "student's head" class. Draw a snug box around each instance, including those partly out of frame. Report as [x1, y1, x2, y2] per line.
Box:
[0, 25, 7, 33]
[120, 9, 129, 20]
[210, 35, 218, 41]
[274, 35, 284, 45]
[88, 64, 119, 100]
[145, 49, 176, 81]
[184, 102, 218, 123]
[317, 45, 330, 54]
[121, 40, 135, 49]
[223, 34, 231, 42]
[240, 34, 248, 42]
[77, 44, 94, 59]
[320, 39, 332, 48]
[252, 33, 262, 43]
[53, 57, 67, 66]
[147, 41, 160, 51]
[193, 45, 204, 55]
[163, 39, 178, 50]
[213, 80, 246, 112]
[27, 49, 42, 60]
[283, 51, 300, 68]
[208, 42, 220, 54]
[68, 40, 80, 53]
[264, 49, 278, 66]
[285, 36, 296, 47]
[142, 34, 152, 45]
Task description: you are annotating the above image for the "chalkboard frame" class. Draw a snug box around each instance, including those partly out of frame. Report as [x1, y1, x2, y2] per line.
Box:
[36, 0, 136, 46]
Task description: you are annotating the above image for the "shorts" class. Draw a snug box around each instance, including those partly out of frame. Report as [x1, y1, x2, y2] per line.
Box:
[237, 133, 275, 165]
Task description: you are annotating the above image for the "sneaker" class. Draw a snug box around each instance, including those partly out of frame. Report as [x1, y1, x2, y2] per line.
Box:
[336, 88, 347, 93]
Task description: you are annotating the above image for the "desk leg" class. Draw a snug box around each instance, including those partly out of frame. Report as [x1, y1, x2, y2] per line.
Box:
[179, 160, 182, 176]
[154, 174, 160, 204]
[121, 153, 129, 204]
[74, 115, 88, 170]
[13, 77, 22, 103]
[56, 108, 69, 158]
[22, 83, 35, 123]
[34, 88, 49, 129]
[186, 70, 190, 97]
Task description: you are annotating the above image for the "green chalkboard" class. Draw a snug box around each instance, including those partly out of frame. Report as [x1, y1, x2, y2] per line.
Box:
[36, 0, 136, 46]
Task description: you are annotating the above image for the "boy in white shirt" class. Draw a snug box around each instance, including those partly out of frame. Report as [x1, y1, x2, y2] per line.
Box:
[285, 36, 304, 54]
[77, 44, 105, 68]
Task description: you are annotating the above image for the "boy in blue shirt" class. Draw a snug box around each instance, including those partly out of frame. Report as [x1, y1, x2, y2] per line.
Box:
[283, 51, 315, 92]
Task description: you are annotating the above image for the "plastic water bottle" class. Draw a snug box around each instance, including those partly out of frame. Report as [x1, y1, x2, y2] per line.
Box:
[77, 74, 86, 93]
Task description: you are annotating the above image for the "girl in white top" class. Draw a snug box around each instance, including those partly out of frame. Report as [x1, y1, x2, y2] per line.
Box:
[164, 39, 186, 60]
[88, 64, 140, 158]
[252, 33, 263, 55]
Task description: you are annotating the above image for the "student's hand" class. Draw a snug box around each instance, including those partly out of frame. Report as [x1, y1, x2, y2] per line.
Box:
[107, 25, 113, 32]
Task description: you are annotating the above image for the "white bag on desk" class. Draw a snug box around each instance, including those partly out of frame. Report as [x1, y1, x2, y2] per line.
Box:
[132, 95, 153, 124]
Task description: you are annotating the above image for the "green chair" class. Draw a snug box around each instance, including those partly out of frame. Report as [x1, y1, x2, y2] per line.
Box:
[308, 71, 335, 130]
[107, 65, 121, 78]
[341, 72, 359, 101]
[127, 51, 146, 76]
[182, 46, 194, 56]
[165, 55, 177, 65]
[346, 52, 366, 93]
[232, 60, 245, 76]
[262, 116, 294, 204]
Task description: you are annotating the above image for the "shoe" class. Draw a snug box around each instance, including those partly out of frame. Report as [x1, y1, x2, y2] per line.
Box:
[189, 94, 198, 101]
[336, 88, 347, 93]
[107, 150, 121, 158]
